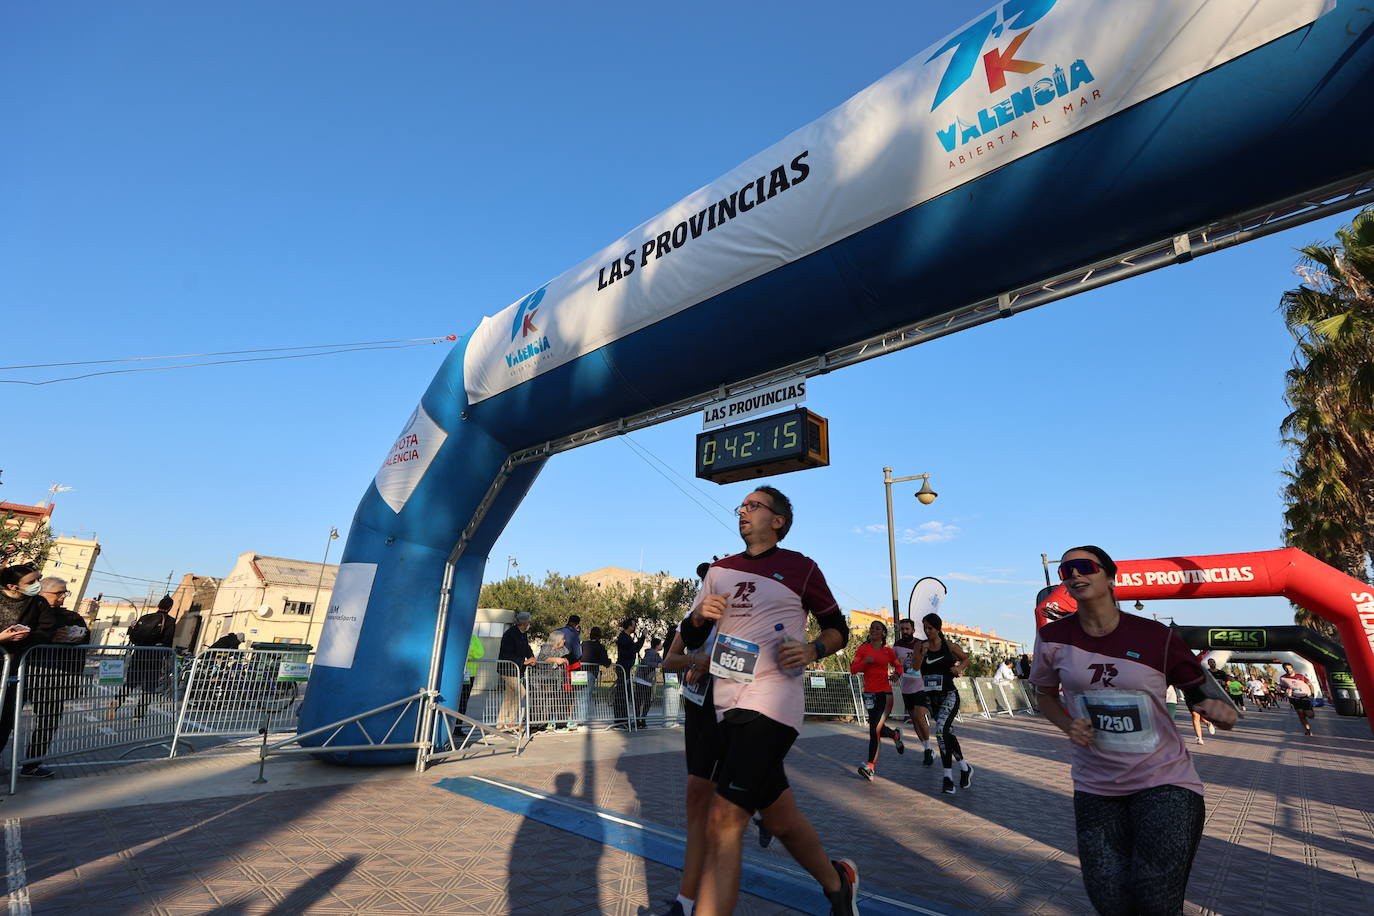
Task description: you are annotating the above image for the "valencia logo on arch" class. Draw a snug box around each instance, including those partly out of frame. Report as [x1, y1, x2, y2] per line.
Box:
[506, 287, 553, 369]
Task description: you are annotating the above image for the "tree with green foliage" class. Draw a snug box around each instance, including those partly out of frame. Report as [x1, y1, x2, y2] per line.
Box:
[0, 511, 54, 569]
[1279, 207, 1374, 637]
[477, 570, 698, 644]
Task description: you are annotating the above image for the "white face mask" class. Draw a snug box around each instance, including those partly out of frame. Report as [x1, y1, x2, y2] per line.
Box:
[22, 582, 42, 597]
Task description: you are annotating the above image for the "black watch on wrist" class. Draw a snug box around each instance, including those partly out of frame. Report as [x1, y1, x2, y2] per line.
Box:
[811, 638, 828, 661]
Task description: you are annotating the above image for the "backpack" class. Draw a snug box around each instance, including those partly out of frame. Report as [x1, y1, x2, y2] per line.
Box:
[128, 612, 171, 647]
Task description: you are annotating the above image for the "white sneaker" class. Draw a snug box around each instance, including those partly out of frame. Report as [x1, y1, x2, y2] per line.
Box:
[1196, 737, 1204, 745]
[1206, 722, 1215, 735]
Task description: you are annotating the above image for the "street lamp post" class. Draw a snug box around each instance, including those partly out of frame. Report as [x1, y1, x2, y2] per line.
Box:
[304, 527, 339, 649]
[506, 556, 519, 579]
[883, 467, 938, 644]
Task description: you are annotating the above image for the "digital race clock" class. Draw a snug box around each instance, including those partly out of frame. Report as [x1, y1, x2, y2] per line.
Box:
[695, 407, 830, 484]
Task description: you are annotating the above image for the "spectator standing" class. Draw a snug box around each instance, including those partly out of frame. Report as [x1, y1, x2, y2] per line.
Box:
[634, 636, 663, 728]
[497, 612, 535, 730]
[459, 633, 484, 720]
[21, 578, 89, 778]
[578, 626, 612, 727]
[614, 618, 645, 728]
[107, 596, 175, 720]
[0, 565, 57, 768]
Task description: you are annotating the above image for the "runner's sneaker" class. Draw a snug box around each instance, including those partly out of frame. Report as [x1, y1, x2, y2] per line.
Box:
[942, 776, 956, 795]
[857, 763, 875, 781]
[754, 816, 774, 848]
[922, 747, 934, 766]
[659, 900, 686, 916]
[1206, 721, 1215, 735]
[826, 858, 860, 916]
[959, 762, 974, 789]
[892, 729, 905, 755]
[19, 764, 54, 779]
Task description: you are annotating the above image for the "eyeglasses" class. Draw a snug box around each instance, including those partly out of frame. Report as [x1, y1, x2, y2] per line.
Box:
[735, 500, 775, 516]
[1057, 558, 1105, 580]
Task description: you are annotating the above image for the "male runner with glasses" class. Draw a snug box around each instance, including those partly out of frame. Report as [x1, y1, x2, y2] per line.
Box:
[678, 486, 859, 916]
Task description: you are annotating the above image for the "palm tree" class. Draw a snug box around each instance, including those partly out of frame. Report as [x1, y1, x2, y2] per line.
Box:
[1279, 207, 1374, 601]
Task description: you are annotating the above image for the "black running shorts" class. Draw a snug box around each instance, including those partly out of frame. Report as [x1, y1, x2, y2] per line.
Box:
[683, 695, 722, 781]
[714, 708, 797, 813]
[901, 690, 928, 712]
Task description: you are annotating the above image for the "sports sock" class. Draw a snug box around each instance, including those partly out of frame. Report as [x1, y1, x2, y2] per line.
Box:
[678, 894, 694, 915]
[959, 759, 970, 771]
[922, 739, 932, 749]
[943, 767, 953, 779]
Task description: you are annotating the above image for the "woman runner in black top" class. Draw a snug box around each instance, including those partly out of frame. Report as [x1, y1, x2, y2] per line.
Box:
[921, 612, 972, 795]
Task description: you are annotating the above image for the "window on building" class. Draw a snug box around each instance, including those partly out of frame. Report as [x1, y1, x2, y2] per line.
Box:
[282, 600, 313, 616]
[272, 637, 303, 644]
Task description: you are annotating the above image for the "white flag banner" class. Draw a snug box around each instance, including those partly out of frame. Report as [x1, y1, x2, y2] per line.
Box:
[373, 403, 448, 514]
[909, 577, 949, 621]
[463, 0, 1332, 404]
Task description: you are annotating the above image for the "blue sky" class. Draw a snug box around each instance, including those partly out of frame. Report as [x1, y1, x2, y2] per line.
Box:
[3, 1, 1356, 649]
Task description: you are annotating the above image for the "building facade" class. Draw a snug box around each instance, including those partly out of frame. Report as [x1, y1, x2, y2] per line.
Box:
[40, 534, 102, 609]
[848, 608, 1024, 657]
[202, 552, 338, 649]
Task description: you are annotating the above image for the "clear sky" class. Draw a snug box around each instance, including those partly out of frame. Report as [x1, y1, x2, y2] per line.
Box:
[3, 1, 1357, 650]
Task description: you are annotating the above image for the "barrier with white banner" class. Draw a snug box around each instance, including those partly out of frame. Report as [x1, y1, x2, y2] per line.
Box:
[170, 647, 312, 751]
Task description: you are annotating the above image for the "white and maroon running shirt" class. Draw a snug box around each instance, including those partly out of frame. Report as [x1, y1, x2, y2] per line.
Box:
[1279, 673, 1313, 697]
[1031, 611, 1206, 797]
[692, 546, 839, 732]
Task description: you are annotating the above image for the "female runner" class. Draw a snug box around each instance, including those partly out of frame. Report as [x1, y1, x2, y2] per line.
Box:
[849, 620, 904, 780]
[1032, 546, 1236, 916]
[920, 613, 972, 795]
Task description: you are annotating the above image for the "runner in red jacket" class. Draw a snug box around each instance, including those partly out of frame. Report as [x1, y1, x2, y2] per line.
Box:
[850, 621, 904, 780]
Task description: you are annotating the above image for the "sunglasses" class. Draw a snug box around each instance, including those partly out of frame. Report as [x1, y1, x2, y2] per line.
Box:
[1058, 558, 1105, 580]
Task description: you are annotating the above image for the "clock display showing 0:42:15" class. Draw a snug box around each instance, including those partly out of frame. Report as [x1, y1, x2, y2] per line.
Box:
[700, 417, 800, 468]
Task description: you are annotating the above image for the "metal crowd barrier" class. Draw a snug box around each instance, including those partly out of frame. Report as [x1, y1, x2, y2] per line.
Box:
[525, 662, 634, 732]
[170, 647, 313, 753]
[802, 670, 865, 719]
[8, 644, 180, 793]
[953, 676, 1036, 720]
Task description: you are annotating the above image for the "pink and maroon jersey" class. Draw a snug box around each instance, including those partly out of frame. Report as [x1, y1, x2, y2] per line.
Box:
[692, 546, 839, 731]
[1030, 611, 1207, 797]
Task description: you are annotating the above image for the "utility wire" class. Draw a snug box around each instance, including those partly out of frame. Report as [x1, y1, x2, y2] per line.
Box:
[0, 335, 458, 371]
[1, 340, 456, 386]
[617, 436, 736, 537]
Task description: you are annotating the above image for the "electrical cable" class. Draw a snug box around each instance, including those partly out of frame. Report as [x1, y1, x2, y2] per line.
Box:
[0, 335, 458, 371]
[616, 436, 737, 537]
[1, 338, 456, 386]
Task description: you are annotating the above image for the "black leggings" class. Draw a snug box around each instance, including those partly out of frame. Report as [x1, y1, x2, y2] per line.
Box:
[865, 692, 895, 763]
[930, 689, 962, 768]
[1073, 785, 1205, 916]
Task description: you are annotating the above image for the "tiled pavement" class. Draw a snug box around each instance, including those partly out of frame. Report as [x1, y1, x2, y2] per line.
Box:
[4, 705, 1371, 915]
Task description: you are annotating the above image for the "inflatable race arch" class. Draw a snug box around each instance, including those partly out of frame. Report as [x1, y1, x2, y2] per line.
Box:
[297, 1, 1374, 759]
[1033, 549, 1374, 730]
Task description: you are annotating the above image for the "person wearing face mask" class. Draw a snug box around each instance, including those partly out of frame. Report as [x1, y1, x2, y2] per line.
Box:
[0, 565, 59, 769]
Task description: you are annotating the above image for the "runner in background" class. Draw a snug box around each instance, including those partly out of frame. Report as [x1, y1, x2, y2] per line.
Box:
[1278, 662, 1316, 736]
[1032, 545, 1236, 916]
[892, 618, 934, 765]
[850, 620, 904, 780]
[1246, 674, 1269, 711]
[920, 612, 972, 795]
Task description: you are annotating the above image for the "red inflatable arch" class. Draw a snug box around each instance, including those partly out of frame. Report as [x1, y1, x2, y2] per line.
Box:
[1034, 549, 1374, 737]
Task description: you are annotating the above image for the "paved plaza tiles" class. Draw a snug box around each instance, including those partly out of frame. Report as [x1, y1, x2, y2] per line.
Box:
[1, 704, 1370, 915]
